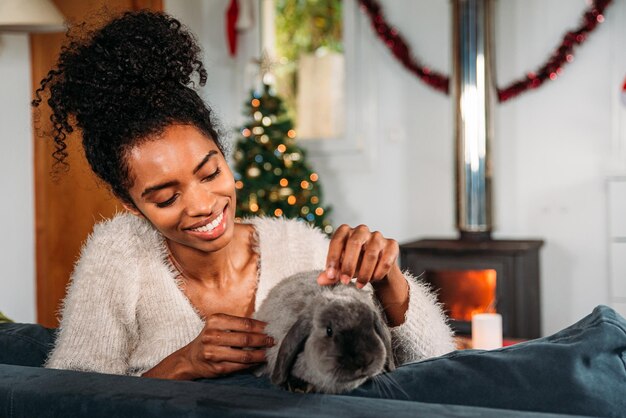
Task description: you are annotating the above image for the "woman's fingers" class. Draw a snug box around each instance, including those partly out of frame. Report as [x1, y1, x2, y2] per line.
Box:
[356, 252, 379, 288]
[200, 315, 271, 376]
[322, 224, 400, 288]
[356, 231, 389, 288]
[201, 329, 275, 348]
[206, 313, 268, 334]
[201, 345, 268, 365]
[371, 239, 400, 282]
[208, 360, 264, 376]
[323, 224, 351, 283]
[317, 269, 337, 286]
[185, 314, 274, 379]
[339, 225, 371, 284]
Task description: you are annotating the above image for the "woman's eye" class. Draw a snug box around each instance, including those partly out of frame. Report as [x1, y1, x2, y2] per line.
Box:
[202, 167, 221, 182]
[156, 195, 178, 208]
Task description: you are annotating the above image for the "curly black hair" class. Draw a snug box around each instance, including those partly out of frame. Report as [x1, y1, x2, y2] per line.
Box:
[32, 10, 223, 205]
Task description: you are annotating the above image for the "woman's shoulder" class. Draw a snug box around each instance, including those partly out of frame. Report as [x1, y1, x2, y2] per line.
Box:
[73, 212, 163, 283]
[86, 211, 161, 255]
[64, 213, 155, 317]
[246, 216, 328, 248]
[247, 216, 329, 273]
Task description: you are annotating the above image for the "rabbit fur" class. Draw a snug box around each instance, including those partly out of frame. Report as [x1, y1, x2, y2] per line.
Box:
[253, 270, 395, 394]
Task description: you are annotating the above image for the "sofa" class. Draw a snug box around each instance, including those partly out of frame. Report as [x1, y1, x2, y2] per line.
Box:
[1, 305, 625, 418]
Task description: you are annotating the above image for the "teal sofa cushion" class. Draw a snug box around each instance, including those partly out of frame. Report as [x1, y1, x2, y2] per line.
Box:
[0, 323, 55, 367]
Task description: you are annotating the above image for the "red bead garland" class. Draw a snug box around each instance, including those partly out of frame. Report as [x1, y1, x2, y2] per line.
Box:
[358, 0, 612, 102]
[359, 0, 449, 94]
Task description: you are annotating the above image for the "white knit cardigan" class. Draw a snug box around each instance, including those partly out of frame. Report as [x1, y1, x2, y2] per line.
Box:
[45, 213, 455, 376]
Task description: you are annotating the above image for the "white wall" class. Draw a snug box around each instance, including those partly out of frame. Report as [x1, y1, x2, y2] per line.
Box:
[0, 34, 35, 323]
[493, 0, 616, 334]
[166, 0, 625, 335]
[164, 0, 263, 146]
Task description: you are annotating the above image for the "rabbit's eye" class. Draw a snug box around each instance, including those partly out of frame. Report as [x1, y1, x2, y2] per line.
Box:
[326, 326, 333, 337]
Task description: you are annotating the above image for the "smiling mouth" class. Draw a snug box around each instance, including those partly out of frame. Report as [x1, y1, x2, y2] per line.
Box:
[186, 210, 225, 234]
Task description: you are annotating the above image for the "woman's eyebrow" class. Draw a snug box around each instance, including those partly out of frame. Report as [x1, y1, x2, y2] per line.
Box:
[141, 181, 179, 198]
[141, 151, 218, 198]
[193, 150, 218, 174]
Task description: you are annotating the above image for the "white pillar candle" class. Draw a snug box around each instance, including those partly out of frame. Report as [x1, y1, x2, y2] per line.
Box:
[472, 313, 503, 350]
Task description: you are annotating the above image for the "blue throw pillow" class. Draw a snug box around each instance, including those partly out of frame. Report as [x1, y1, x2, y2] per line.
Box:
[346, 305, 626, 417]
[0, 323, 56, 367]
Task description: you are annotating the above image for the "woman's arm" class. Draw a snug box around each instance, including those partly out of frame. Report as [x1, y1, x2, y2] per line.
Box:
[371, 263, 410, 326]
[385, 271, 456, 363]
[140, 313, 273, 380]
[317, 224, 456, 363]
[45, 225, 140, 374]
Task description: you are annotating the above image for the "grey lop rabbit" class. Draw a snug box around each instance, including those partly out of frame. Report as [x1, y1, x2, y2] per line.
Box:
[254, 270, 396, 394]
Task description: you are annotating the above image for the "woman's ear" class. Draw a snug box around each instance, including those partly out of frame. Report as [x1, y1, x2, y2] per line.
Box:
[122, 201, 145, 218]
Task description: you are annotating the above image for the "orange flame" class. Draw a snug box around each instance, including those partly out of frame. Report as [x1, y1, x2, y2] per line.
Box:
[427, 270, 497, 322]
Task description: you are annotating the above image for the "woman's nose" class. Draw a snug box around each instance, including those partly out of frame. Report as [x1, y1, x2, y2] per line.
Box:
[183, 183, 217, 217]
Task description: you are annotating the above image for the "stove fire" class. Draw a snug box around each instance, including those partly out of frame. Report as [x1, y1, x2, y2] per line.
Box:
[426, 269, 497, 322]
[400, 239, 543, 338]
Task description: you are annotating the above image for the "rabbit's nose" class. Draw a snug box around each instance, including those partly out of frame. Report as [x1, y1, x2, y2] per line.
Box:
[340, 354, 368, 371]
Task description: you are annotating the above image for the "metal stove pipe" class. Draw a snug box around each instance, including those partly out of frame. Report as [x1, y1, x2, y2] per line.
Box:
[452, 0, 495, 240]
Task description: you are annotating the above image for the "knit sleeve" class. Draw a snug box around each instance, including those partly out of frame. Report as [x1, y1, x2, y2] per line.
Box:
[388, 271, 456, 364]
[45, 217, 140, 375]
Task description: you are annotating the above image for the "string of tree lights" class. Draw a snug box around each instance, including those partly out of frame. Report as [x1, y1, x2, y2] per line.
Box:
[233, 83, 333, 234]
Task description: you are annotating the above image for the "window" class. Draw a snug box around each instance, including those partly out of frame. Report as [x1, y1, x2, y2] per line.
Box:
[267, 0, 345, 140]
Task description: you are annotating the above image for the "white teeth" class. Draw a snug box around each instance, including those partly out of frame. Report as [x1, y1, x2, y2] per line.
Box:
[190, 212, 223, 233]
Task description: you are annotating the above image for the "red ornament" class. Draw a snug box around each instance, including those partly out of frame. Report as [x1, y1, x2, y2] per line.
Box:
[226, 0, 239, 57]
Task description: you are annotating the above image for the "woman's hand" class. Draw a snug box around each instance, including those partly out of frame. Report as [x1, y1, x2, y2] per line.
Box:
[317, 224, 401, 289]
[142, 313, 274, 380]
[316, 224, 410, 326]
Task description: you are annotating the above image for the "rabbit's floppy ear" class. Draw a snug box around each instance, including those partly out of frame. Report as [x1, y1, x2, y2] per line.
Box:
[373, 313, 396, 372]
[271, 315, 312, 387]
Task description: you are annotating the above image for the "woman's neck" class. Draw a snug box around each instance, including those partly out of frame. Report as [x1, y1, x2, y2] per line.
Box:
[165, 223, 256, 289]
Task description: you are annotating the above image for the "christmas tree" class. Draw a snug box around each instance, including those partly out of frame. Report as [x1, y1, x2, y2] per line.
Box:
[233, 83, 333, 235]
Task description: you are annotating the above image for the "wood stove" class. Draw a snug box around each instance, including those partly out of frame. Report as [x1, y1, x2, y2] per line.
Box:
[400, 238, 543, 339]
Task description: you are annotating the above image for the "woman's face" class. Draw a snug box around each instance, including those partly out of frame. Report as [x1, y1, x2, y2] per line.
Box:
[125, 124, 236, 254]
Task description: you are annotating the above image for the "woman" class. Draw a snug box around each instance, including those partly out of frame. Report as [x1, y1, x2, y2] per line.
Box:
[34, 10, 454, 380]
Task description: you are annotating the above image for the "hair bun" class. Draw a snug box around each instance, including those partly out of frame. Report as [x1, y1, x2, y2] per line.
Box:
[38, 10, 207, 124]
[89, 11, 206, 87]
